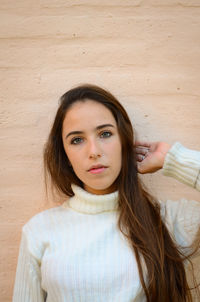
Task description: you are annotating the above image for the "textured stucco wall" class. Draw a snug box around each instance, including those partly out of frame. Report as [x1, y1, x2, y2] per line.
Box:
[0, 1, 200, 301]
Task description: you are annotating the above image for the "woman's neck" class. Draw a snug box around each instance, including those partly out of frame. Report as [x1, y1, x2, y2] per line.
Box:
[64, 184, 119, 214]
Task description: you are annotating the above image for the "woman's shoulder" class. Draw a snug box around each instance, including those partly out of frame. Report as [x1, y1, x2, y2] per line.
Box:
[22, 204, 69, 234]
[159, 198, 200, 249]
[159, 198, 200, 221]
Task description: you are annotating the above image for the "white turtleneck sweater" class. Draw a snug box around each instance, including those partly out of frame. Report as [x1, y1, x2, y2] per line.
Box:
[13, 142, 200, 302]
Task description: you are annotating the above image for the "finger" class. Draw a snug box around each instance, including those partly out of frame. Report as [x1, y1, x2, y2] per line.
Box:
[137, 159, 151, 174]
[136, 154, 146, 162]
[137, 161, 146, 174]
[135, 141, 151, 148]
[135, 147, 149, 155]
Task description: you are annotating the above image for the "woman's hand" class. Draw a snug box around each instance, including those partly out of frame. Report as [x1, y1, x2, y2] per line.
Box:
[135, 141, 171, 174]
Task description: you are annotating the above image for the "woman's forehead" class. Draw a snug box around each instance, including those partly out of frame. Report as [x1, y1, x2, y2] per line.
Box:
[63, 100, 117, 130]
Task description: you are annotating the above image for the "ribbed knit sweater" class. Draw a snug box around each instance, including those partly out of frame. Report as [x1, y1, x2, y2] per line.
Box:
[13, 142, 200, 302]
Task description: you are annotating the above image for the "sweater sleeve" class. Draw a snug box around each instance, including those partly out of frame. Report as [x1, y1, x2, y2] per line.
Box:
[162, 142, 200, 191]
[12, 227, 46, 302]
[160, 142, 200, 254]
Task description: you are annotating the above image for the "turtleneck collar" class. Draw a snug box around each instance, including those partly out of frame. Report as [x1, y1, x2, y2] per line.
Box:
[64, 184, 119, 214]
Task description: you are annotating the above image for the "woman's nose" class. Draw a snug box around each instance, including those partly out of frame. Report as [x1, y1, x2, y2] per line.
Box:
[89, 153, 101, 159]
[88, 140, 102, 159]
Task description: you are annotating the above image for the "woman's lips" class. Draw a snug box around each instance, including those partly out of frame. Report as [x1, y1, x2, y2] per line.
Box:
[89, 167, 107, 174]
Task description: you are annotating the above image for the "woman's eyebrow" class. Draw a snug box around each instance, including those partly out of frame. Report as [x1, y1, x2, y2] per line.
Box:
[65, 123, 115, 139]
[96, 123, 115, 130]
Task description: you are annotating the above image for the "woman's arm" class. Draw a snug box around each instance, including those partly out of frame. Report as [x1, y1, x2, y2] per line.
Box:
[135, 141, 200, 191]
[13, 229, 46, 302]
[136, 141, 200, 252]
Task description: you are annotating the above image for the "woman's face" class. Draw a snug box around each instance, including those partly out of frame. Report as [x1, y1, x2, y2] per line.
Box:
[62, 100, 122, 195]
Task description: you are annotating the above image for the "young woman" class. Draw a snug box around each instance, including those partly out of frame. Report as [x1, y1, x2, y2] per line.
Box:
[13, 84, 200, 302]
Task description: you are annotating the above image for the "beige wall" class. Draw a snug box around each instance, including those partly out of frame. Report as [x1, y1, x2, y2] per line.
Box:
[0, 1, 200, 301]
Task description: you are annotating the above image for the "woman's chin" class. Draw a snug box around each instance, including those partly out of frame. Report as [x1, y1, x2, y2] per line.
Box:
[83, 182, 117, 195]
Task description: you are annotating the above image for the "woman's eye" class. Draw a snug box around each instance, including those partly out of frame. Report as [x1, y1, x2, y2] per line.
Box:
[71, 137, 83, 145]
[100, 131, 112, 138]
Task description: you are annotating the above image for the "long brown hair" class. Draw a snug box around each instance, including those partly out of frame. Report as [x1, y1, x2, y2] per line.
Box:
[43, 84, 199, 301]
